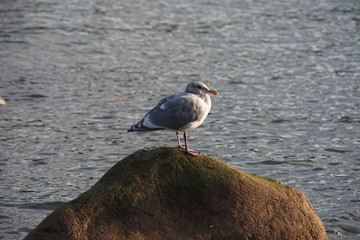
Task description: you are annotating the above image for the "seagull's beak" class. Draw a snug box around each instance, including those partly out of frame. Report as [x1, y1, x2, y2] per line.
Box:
[207, 89, 219, 95]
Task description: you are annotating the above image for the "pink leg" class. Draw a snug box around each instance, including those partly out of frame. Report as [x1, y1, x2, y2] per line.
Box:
[183, 132, 199, 156]
[176, 131, 184, 149]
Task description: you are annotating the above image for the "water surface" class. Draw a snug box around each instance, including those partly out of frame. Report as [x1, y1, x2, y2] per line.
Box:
[0, 0, 359, 239]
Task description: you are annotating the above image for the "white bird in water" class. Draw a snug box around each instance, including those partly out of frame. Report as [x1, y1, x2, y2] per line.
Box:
[128, 81, 219, 156]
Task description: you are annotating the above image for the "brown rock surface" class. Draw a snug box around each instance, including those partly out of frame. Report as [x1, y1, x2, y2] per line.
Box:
[24, 146, 327, 240]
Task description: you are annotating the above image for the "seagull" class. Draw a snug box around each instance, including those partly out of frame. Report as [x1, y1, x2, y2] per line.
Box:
[127, 81, 219, 156]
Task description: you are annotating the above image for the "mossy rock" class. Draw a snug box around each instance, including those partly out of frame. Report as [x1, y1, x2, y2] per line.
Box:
[25, 146, 327, 240]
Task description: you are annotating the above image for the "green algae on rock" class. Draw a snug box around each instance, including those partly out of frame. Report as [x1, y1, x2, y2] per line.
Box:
[25, 146, 327, 240]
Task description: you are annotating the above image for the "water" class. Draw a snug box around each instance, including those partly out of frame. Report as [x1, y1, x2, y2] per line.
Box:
[0, 0, 359, 239]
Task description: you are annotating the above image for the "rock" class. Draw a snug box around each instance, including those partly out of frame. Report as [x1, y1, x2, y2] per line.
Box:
[24, 146, 327, 240]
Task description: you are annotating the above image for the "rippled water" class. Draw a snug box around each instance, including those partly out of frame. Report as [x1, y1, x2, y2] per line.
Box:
[1, 0, 359, 239]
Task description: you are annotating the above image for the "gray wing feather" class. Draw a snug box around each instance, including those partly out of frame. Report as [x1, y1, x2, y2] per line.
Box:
[147, 94, 202, 130]
[156, 93, 179, 106]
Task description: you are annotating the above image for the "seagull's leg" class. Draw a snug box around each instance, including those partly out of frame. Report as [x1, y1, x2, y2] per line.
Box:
[183, 132, 199, 156]
[176, 131, 185, 149]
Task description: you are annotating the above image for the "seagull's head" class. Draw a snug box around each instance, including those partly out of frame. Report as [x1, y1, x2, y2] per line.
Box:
[185, 81, 219, 96]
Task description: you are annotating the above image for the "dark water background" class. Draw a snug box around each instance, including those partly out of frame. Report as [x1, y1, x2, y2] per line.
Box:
[0, 0, 359, 239]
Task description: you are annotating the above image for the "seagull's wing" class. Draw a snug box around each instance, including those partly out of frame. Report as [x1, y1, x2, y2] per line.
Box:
[128, 93, 203, 132]
[146, 93, 203, 130]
